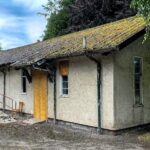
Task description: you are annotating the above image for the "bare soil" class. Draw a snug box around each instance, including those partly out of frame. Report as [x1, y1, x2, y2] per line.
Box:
[0, 123, 149, 150]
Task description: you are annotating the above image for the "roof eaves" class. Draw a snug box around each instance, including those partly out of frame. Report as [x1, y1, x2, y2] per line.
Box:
[11, 46, 118, 67]
[118, 28, 145, 50]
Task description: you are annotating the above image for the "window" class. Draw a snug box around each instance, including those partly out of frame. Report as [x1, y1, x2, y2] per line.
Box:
[134, 57, 142, 105]
[22, 70, 27, 93]
[61, 75, 68, 96]
[59, 60, 69, 96]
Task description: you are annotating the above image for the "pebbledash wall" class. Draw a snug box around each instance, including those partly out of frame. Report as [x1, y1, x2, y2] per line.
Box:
[0, 55, 115, 130]
[49, 56, 98, 127]
[0, 68, 34, 114]
[113, 36, 150, 130]
[48, 56, 115, 129]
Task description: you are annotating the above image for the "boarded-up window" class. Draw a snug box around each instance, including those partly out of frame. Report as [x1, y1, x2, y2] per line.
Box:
[59, 61, 69, 76]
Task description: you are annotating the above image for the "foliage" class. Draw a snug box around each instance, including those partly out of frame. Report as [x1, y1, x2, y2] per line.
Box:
[43, 0, 75, 40]
[131, 0, 150, 40]
[67, 0, 135, 32]
[43, 0, 136, 40]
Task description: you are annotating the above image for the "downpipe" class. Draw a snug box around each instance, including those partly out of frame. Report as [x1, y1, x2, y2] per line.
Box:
[86, 54, 102, 134]
[53, 66, 57, 124]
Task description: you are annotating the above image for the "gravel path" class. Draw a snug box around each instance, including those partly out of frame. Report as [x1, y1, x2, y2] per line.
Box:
[0, 123, 149, 150]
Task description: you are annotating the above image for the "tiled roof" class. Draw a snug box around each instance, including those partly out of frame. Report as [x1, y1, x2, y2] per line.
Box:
[0, 16, 145, 67]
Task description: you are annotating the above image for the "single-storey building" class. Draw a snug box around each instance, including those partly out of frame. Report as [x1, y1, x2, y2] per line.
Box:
[0, 16, 149, 132]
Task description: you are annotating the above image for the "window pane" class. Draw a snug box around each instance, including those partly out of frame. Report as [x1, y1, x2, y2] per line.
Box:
[63, 89, 68, 95]
[135, 89, 140, 97]
[135, 63, 140, 73]
[135, 92, 140, 104]
[135, 83, 140, 90]
[135, 75, 140, 82]
[63, 82, 68, 89]
[63, 76, 68, 81]
[134, 58, 141, 74]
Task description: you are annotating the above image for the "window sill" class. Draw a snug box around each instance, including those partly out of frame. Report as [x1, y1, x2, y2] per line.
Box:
[60, 95, 69, 98]
[20, 93, 27, 95]
[133, 104, 144, 108]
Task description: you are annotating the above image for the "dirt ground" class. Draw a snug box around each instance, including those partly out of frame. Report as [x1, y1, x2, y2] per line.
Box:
[0, 123, 150, 150]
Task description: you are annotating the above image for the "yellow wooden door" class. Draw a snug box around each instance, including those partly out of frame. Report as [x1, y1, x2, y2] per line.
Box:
[33, 70, 48, 120]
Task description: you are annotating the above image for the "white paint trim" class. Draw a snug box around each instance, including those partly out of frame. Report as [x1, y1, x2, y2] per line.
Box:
[20, 93, 27, 95]
[59, 75, 69, 98]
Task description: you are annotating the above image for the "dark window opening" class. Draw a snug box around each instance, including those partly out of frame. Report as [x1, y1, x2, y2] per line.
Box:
[22, 70, 27, 93]
[134, 57, 142, 105]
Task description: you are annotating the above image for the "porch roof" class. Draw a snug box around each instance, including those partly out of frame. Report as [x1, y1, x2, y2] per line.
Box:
[0, 16, 145, 67]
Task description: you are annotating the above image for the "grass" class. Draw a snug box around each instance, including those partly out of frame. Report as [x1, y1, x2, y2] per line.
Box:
[138, 133, 150, 143]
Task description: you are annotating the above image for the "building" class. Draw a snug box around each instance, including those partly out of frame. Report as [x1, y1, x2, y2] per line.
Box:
[0, 16, 149, 131]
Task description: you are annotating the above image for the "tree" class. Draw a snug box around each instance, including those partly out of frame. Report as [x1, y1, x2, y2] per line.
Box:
[42, 0, 136, 40]
[68, 0, 135, 32]
[43, 0, 75, 40]
[131, 0, 150, 40]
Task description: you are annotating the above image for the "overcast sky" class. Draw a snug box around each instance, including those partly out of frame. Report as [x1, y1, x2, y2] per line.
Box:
[0, 0, 48, 50]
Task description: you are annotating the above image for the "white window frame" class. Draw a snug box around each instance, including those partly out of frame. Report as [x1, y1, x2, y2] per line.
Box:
[133, 56, 143, 106]
[60, 75, 69, 97]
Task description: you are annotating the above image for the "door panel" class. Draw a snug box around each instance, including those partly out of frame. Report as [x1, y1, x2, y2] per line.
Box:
[33, 70, 48, 120]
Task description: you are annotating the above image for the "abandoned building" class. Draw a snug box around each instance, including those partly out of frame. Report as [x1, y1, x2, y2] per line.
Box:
[0, 16, 149, 131]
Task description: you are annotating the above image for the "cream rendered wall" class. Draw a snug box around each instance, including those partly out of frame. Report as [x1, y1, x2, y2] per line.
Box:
[0, 55, 116, 129]
[101, 55, 115, 130]
[48, 77, 54, 119]
[48, 55, 115, 129]
[56, 56, 98, 127]
[0, 68, 34, 114]
[114, 36, 150, 130]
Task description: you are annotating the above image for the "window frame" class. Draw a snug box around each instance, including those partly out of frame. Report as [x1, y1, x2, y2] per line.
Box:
[21, 70, 27, 94]
[60, 75, 69, 97]
[133, 56, 143, 106]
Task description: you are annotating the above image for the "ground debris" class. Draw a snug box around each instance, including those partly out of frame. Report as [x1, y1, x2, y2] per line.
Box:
[0, 123, 149, 150]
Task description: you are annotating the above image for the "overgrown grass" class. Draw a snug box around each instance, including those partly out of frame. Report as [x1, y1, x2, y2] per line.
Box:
[138, 133, 150, 143]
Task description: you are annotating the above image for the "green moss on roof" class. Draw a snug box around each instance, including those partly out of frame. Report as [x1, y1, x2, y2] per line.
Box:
[0, 16, 146, 67]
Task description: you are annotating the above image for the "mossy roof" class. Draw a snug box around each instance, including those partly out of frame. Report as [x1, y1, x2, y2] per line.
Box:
[0, 16, 145, 67]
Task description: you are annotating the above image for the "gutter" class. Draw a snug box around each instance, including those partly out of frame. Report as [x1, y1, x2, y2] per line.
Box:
[86, 54, 102, 133]
[32, 65, 49, 72]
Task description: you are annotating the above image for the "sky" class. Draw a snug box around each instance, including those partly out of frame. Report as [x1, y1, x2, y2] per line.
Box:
[0, 0, 48, 50]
